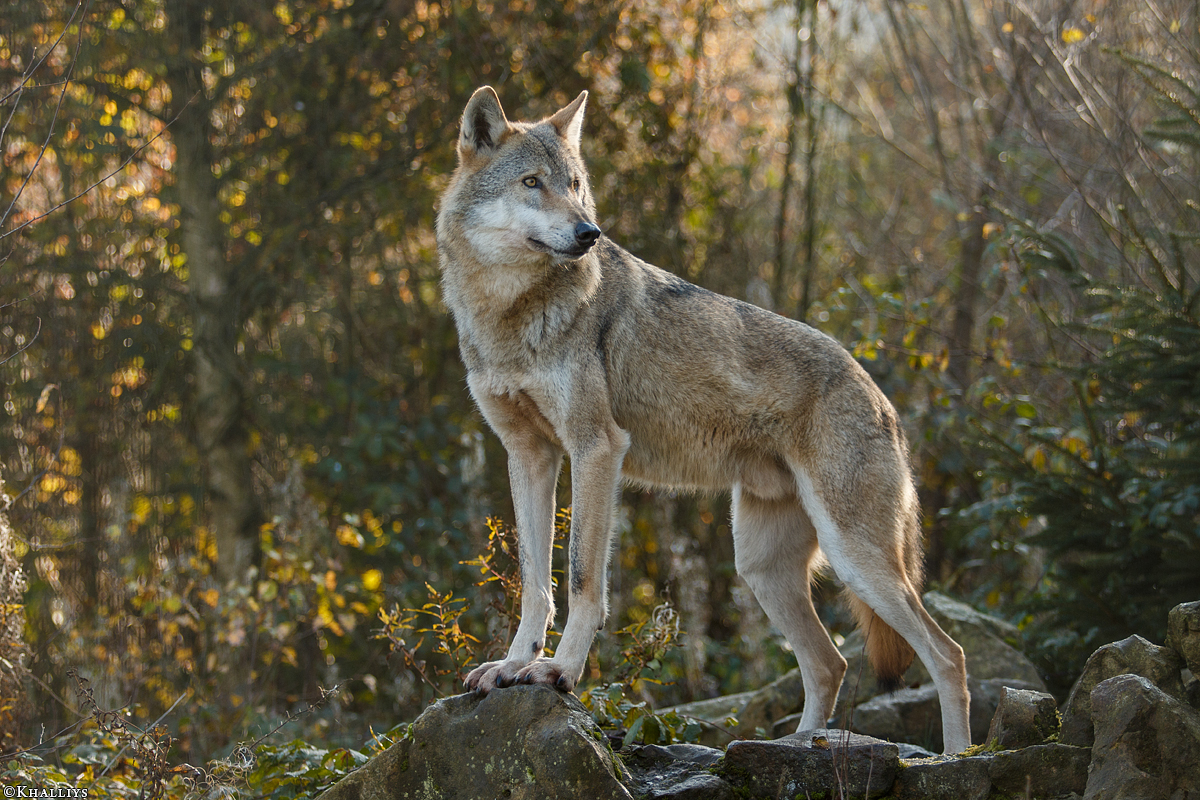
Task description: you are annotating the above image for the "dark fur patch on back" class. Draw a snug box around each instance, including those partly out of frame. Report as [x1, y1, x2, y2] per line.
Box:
[658, 274, 709, 300]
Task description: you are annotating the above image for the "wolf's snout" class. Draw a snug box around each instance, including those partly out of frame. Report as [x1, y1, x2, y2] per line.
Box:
[574, 221, 601, 249]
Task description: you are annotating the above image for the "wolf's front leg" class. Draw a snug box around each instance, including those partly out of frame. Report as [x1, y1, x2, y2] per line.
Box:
[510, 424, 630, 691]
[464, 440, 562, 693]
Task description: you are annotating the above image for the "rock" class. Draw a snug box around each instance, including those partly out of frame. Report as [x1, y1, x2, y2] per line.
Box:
[1186, 670, 1200, 709]
[1167, 601, 1200, 676]
[659, 692, 754, 747]
[730, 668, 804, 739]
[988, 743, 1090, 798]
[838, 592, 1045, 707]
[771, 712, 803, 739]
[893, 741, 938, 759]
[315, 686, 631, 800]
[846, 683, 942, 750]
[1060, 634, 1185, 747]
[719, 729, 899, 799]
[622, 744, 734, 800]
[985, 686, 1059, 750]
[893, 755, 992, 800]
[660, 672, 807, 745]
[842, 677, 1031, 751]
[1084, 674, 1200, 800]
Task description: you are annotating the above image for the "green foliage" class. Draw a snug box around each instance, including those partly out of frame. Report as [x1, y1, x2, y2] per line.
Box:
[577, 603, 719, 749]
[0, 722, 403, 800]
[969, 277, 1200, 688]
[961, 40, 1200, 690]
[581, 682, 703, 749]
[376, 584, 480, 696]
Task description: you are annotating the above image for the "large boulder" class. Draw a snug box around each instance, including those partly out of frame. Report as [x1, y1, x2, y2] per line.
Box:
[316, 686, 631, 800]
[1060, 635, 1185, 747]
[1084, 674, 1200, 800]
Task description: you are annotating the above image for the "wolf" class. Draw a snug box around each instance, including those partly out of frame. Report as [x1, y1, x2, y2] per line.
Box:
[435, 86, 972, 753]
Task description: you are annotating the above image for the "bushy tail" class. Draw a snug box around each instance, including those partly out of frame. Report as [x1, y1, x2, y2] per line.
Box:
[845, 590, 914, 693]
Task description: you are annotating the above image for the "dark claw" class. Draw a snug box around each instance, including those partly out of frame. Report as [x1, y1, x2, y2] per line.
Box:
[555, 674, 571, 691]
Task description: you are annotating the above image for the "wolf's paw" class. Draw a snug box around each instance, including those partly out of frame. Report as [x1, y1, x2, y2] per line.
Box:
[513, 658, 576, 692]
[463, 659, 527, 693]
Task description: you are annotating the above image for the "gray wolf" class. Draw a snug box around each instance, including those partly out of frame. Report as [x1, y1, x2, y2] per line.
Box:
[435, 86, 972, 753]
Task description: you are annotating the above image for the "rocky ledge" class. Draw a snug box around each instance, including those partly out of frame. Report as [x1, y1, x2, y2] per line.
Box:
[317, 599, 1200, 800]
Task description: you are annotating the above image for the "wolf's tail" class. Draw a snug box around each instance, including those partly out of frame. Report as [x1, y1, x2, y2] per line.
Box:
[845, 590, 915, 693]
[844, 511, 922, 692]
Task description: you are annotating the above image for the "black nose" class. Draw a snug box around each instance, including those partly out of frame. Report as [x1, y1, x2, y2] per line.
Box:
[574, 221, 601, 248]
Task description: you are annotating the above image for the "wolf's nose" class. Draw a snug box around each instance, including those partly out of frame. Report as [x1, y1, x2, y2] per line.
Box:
[574, 221, 601, 248]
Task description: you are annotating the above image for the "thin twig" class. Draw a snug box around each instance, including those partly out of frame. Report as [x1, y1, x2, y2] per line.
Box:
[0, 2, 85, 106]
[0, 316, 41, 367]
[0, 88, 199, 242]
[0, 0, 91, 231]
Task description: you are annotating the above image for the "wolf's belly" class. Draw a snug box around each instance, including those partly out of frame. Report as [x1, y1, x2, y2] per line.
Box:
[618, 428, 795, 500]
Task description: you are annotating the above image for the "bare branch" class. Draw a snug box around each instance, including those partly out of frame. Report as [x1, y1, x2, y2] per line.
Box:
[0, 1, 84, 107]
[0, 89, 198, 242]
[0, 0, 91, 232]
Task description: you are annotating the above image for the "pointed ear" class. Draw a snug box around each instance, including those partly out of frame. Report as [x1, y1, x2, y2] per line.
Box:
[458, 86, 511, 159]
[547, 90, 588, 150]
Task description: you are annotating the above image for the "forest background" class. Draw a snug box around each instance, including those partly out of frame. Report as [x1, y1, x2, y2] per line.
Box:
[1, 0, 1197, 784]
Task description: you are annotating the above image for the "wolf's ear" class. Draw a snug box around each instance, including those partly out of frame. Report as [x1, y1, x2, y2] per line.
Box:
[458, 86, 510, 159]
[547, 90, 588, 150]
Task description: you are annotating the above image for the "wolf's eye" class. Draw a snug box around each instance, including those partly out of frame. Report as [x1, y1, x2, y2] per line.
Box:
[522, 176, 540, 188]
[572, 178, 581, 192]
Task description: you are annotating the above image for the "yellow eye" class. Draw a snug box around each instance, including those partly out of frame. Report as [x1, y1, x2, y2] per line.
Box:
[522, 176, 540, 188]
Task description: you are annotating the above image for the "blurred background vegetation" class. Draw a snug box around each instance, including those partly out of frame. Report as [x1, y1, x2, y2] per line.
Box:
[1, 0, 1197, 771]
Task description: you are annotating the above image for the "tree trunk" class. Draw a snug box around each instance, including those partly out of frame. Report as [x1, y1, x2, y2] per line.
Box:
[165, 2, 259, 582]
[947, 206, 986, 390]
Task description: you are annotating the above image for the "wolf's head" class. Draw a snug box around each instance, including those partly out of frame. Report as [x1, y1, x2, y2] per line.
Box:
[439, 87, 601, 269]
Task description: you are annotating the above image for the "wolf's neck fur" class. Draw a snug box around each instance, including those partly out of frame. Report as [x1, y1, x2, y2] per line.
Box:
[442, 244, 602, 359]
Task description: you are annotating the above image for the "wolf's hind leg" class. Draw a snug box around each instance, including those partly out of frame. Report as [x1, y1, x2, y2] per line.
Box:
[792, 466, 972, 754]
[731, 485, 847, 732]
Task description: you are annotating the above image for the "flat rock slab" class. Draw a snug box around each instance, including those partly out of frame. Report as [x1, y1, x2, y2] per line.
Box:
[893, 755, 992, 800]
[988, 742, 1091, 798]
[720, 729, 898, 799]
[623, 743, 735, 800]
